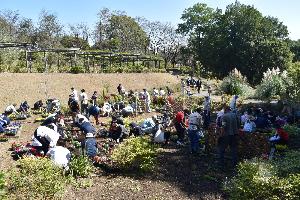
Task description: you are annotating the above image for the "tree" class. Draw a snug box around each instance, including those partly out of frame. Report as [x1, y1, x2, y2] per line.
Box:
[36, 10, 63, 48]
[178, 2, 292, 84]
[289, 39, 300, 62]
[60, 35, 89, 49]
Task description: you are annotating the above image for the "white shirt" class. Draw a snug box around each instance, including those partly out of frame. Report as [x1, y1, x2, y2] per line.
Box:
[75, 114, 89, 124]
[72, 89, 79, 101]
[144, 91, 151, 102]
[33, 126, 60, 147]
[153, 89, 159, 97]
[102, 102, 112, 113]
[159, 90, 166, 96]
[80, 92, 88, 104]
[5, 105, 17, 114]
[188, 112, 202, 130]
[46, 146, 71, 168]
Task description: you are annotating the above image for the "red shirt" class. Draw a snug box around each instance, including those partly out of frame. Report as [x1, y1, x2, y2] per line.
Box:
[277, 128, 289, 141]
[176, 111, 184, 123]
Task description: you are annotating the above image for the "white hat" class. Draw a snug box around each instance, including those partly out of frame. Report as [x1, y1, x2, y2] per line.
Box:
[86, 133, 94, 138]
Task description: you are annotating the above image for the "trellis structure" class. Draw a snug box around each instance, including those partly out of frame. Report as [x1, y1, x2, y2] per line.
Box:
[0, 42, 165, 73]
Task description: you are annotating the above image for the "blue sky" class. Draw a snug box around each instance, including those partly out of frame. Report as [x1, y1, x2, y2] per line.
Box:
[1, 0, 299, 40]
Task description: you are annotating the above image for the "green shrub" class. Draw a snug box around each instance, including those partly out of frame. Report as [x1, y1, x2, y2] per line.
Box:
[220, 68, 253, 97]
[69, 66, 85, 74]
[273, 150, 300, 177]
[283, 124, 300, 137]
[6, 157, 67, 200]
[255, 68, 291, 100]
[225, 158, 300, 200]
[0, 171, 6, 199]
[111, 136, 158, 172]
[69, 156, 94, 178]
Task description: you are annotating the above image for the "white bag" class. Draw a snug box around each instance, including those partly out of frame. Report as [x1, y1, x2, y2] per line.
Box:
[154, 129, 165, 143]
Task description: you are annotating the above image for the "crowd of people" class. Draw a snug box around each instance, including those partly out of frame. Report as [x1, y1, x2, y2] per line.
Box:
[1, 79, 299, 170]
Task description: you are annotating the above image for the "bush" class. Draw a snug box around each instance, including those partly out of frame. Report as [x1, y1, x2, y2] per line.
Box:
[111, 136, 158, 172]
[283, 124, 300, 137]
[273, 150, 300, 177]
[225, 157, 300, 200]
[255, 68, 291, 100]
[220, 68, 253, 97]
[69, 156, 94, 178]
[69, 66, 85, 74]
[0, 171, 6, 199]
[6, 157, 68, 200]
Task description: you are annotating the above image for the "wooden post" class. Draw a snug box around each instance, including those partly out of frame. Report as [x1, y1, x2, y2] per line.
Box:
[109, 53, 112, 67]
[25, 50, 29, 73]
[57, 52, 60, 71]
[44, 51, 48, 73]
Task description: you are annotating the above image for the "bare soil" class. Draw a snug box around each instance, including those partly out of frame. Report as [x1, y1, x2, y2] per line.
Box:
[0, 73, 179, 110]
[0, 73, 229, 200]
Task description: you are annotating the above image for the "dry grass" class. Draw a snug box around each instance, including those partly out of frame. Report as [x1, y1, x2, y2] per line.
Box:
[0, 73, 179, 110]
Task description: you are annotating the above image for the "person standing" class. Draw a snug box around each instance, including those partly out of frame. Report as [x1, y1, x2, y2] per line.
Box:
[196, 79, 202, 94]
[143, 89, 151, 113]
[187, 107, 203, 154]
[71, 87, 79, 101]
[218, 105, 239, 168]
[174, 111, 186, 146]
[181, 79, 186, 96]
[91, 91, 98, 106]
[80, 89, 89, 116]
[203, 96, 211, 129]
[117, 84, 123, 95]
[230, 95, 239, 112]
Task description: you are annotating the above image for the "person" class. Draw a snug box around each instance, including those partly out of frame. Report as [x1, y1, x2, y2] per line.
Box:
[218, 105, 239, 168]
[129, 122, 143, 137]
[229, 95, 239, 112]
[5, 104, 19, 115]
[79, 89, 89, 116]
[207, 85, 212, 96]
[0, 113, 10, 133]
[117, 84, 123, 95]
[174, 111, 186, 146]
[19, 101, 30, 113]
[159, 88, 166, 96]
[74, 113, 89, 124]
[269, 124, 289, 159]
[181, 79, 186, 96]
[46, 146, 71, 169]
[78, 118, 96, 135]
[82, 133, 98, 158]
[109, 120, 126, 142]
[166, 86, 172, 96]
[33, 100, 43, 110]
[203, 96, 211, 129]
[41, 112, 65, 136]
[152, 88, 159, 104]
[71, 87, 79, 101]
[269, 124, 289, 145]
[69, 96, 80, 122]
[102, 102, 112, 117]
[32, 125, 60, 154]
[187, 107, 203, 154]
[196, 79, 202, 94]
[88, 105, 101, 125]
[143, 89, 151, 113]
[91, 91, 98, 106]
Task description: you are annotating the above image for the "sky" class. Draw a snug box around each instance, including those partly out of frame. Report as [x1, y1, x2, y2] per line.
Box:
[1, 0, 299, 40]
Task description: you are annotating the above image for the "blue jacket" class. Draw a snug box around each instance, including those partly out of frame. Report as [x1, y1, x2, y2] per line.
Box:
[83, 138, 97, 157]
[79, 122, 96, 134]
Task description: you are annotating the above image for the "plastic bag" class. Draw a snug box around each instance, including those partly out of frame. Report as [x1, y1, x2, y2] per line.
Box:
[154, 129, 165, 143]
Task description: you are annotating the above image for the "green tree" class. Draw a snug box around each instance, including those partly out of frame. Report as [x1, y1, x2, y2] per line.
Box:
[178, 2, 292, 84]
[36, 10, 63, 48]
[290, 39, 300, 62]
[106, 15, 148, 53]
